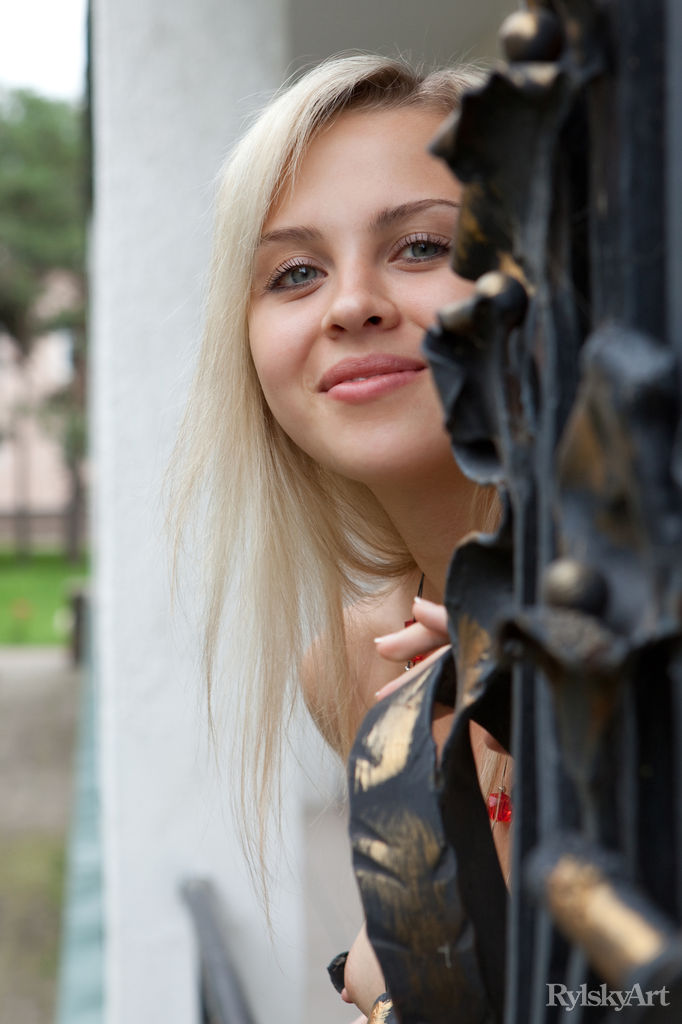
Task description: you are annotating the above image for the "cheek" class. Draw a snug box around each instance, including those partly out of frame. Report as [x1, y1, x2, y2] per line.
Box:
[248, 309, 291, 409]
[410, 270, 475, 327]
[248, 310, 311, 442]
[248, 296, 322, 406]
[247, 309, 273, 386]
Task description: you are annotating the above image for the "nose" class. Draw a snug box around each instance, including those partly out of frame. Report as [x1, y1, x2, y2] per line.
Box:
[321, 267, 400, 337]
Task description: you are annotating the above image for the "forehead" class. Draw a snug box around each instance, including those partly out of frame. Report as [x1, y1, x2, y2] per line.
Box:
[265, 106, 458, 229]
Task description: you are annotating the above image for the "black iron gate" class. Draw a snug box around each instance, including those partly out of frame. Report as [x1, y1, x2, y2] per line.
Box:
[348, 2, 682, 1020]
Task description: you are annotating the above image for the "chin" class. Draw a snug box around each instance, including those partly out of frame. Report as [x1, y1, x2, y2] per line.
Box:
[340, 446, 453, 489]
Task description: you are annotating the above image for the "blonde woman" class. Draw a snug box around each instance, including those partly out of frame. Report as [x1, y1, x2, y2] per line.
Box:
[171, 53, 509, 1019]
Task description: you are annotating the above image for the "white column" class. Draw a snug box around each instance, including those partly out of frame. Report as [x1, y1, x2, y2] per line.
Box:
[89, 1, 301, 1021]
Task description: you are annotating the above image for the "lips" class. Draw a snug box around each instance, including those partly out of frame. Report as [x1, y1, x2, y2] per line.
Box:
[319, 355, 426, 393]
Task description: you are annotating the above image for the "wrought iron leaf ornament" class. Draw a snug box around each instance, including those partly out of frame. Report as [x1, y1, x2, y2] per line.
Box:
[348, 0, 682, 1021]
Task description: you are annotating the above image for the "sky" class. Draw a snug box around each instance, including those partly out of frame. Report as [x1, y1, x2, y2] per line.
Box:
[0, 0, 88, 101]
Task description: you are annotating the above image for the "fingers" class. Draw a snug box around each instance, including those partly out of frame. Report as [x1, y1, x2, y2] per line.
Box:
[373, 598, 449, 663]
[412, 596, 449, 635]
[373, 598, 451, 701]
[373, 622, 447, 667]
[373, 620, 442, 662]
[374, 645, 450, 700]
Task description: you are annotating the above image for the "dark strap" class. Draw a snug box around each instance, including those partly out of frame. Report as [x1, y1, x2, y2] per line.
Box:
[326, 951, 348, 994]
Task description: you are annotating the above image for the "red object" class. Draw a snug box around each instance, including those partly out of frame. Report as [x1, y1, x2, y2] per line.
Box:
[488, 788, 512, 824]
[404, 618, 427, 666]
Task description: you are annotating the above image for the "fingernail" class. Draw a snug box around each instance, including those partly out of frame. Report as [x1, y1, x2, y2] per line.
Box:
[374, 631, 399, 643]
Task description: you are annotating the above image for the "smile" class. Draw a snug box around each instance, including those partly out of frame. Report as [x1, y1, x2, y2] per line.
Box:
[319, 355, 426, 403]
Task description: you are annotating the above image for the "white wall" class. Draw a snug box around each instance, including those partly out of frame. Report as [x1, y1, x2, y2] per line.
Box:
[90, 1, 303, 1020]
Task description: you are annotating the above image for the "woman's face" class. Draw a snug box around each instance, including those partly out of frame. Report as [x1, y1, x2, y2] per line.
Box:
[248, 105, 474, 487]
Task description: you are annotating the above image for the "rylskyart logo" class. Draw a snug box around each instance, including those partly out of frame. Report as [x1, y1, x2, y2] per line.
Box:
[546, 983, 670, 1012]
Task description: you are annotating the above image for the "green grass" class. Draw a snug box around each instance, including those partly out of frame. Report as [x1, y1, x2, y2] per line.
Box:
[0, 551, 88, 645]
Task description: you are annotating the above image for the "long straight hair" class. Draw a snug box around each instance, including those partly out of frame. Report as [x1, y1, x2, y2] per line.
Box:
[168, 54, 485, 882]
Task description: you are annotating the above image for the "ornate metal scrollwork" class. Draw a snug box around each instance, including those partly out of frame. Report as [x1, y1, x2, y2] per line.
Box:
[348, 1, 682, 1020]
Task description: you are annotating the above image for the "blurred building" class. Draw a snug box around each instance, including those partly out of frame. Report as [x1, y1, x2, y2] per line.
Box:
[0, 271, 82, 550]
[86, 3, 515, 1024]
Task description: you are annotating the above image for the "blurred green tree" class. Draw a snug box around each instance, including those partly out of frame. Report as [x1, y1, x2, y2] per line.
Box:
[0, 90, 86, 349]
[0, 90, 88, 560]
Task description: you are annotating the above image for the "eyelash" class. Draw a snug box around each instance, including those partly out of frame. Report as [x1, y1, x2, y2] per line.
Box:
[395, 232, 451, 262]
[265, 257, 322, 292]
[264, 232, 452, 292]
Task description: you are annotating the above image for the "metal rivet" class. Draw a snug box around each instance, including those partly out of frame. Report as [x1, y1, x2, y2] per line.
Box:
[500, 10, 565, 63]
[542, 559, 609, 616]
[476, 272, 529, 328]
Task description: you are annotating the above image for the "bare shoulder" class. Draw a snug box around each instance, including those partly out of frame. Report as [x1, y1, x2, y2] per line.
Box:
[344, 577, 416, 718]
[301, 576, 416, 755]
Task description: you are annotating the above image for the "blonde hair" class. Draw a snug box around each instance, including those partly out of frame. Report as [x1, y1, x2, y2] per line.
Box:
[169, 54, 485, 880]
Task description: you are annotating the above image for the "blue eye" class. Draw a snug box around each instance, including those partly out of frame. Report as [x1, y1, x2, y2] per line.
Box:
[407, 240, 442, 259]
[269, 262, 321, 290]
[395, 233, 450, 263]
[393, 232, 450, 264]
[391, 232, 448, 264]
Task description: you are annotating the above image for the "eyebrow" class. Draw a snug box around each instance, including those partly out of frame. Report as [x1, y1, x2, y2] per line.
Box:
[370, 198, 460, 232]
[259, 224, 323, 246]
[258, 198, 460, 247]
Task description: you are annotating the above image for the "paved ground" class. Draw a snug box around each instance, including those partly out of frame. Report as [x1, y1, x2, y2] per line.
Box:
[0, 646, 81, 1024]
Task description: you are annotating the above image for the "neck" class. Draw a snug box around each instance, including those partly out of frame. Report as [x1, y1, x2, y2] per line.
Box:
[369, 459, 479, 599]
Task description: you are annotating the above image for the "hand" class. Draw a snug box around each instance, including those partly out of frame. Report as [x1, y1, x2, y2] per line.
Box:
[373, 597, 450, 700]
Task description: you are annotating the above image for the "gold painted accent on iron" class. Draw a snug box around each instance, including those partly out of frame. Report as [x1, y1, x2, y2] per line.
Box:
[457, 614, 491, 705]
[352, 672, 428, 793]
[558, 404, 607, 493]
[353, 678, 462, 1003]
[354, 835, 393, 873]
[496, 252, 529, 291]
[458, 194, 490, 247]
[367, 993, 393, 1024]
[546, 856, 667, 985]
[355, 809, 457, 1002]
[355, 813, 442, 896]
[506, 62, 562, 91]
